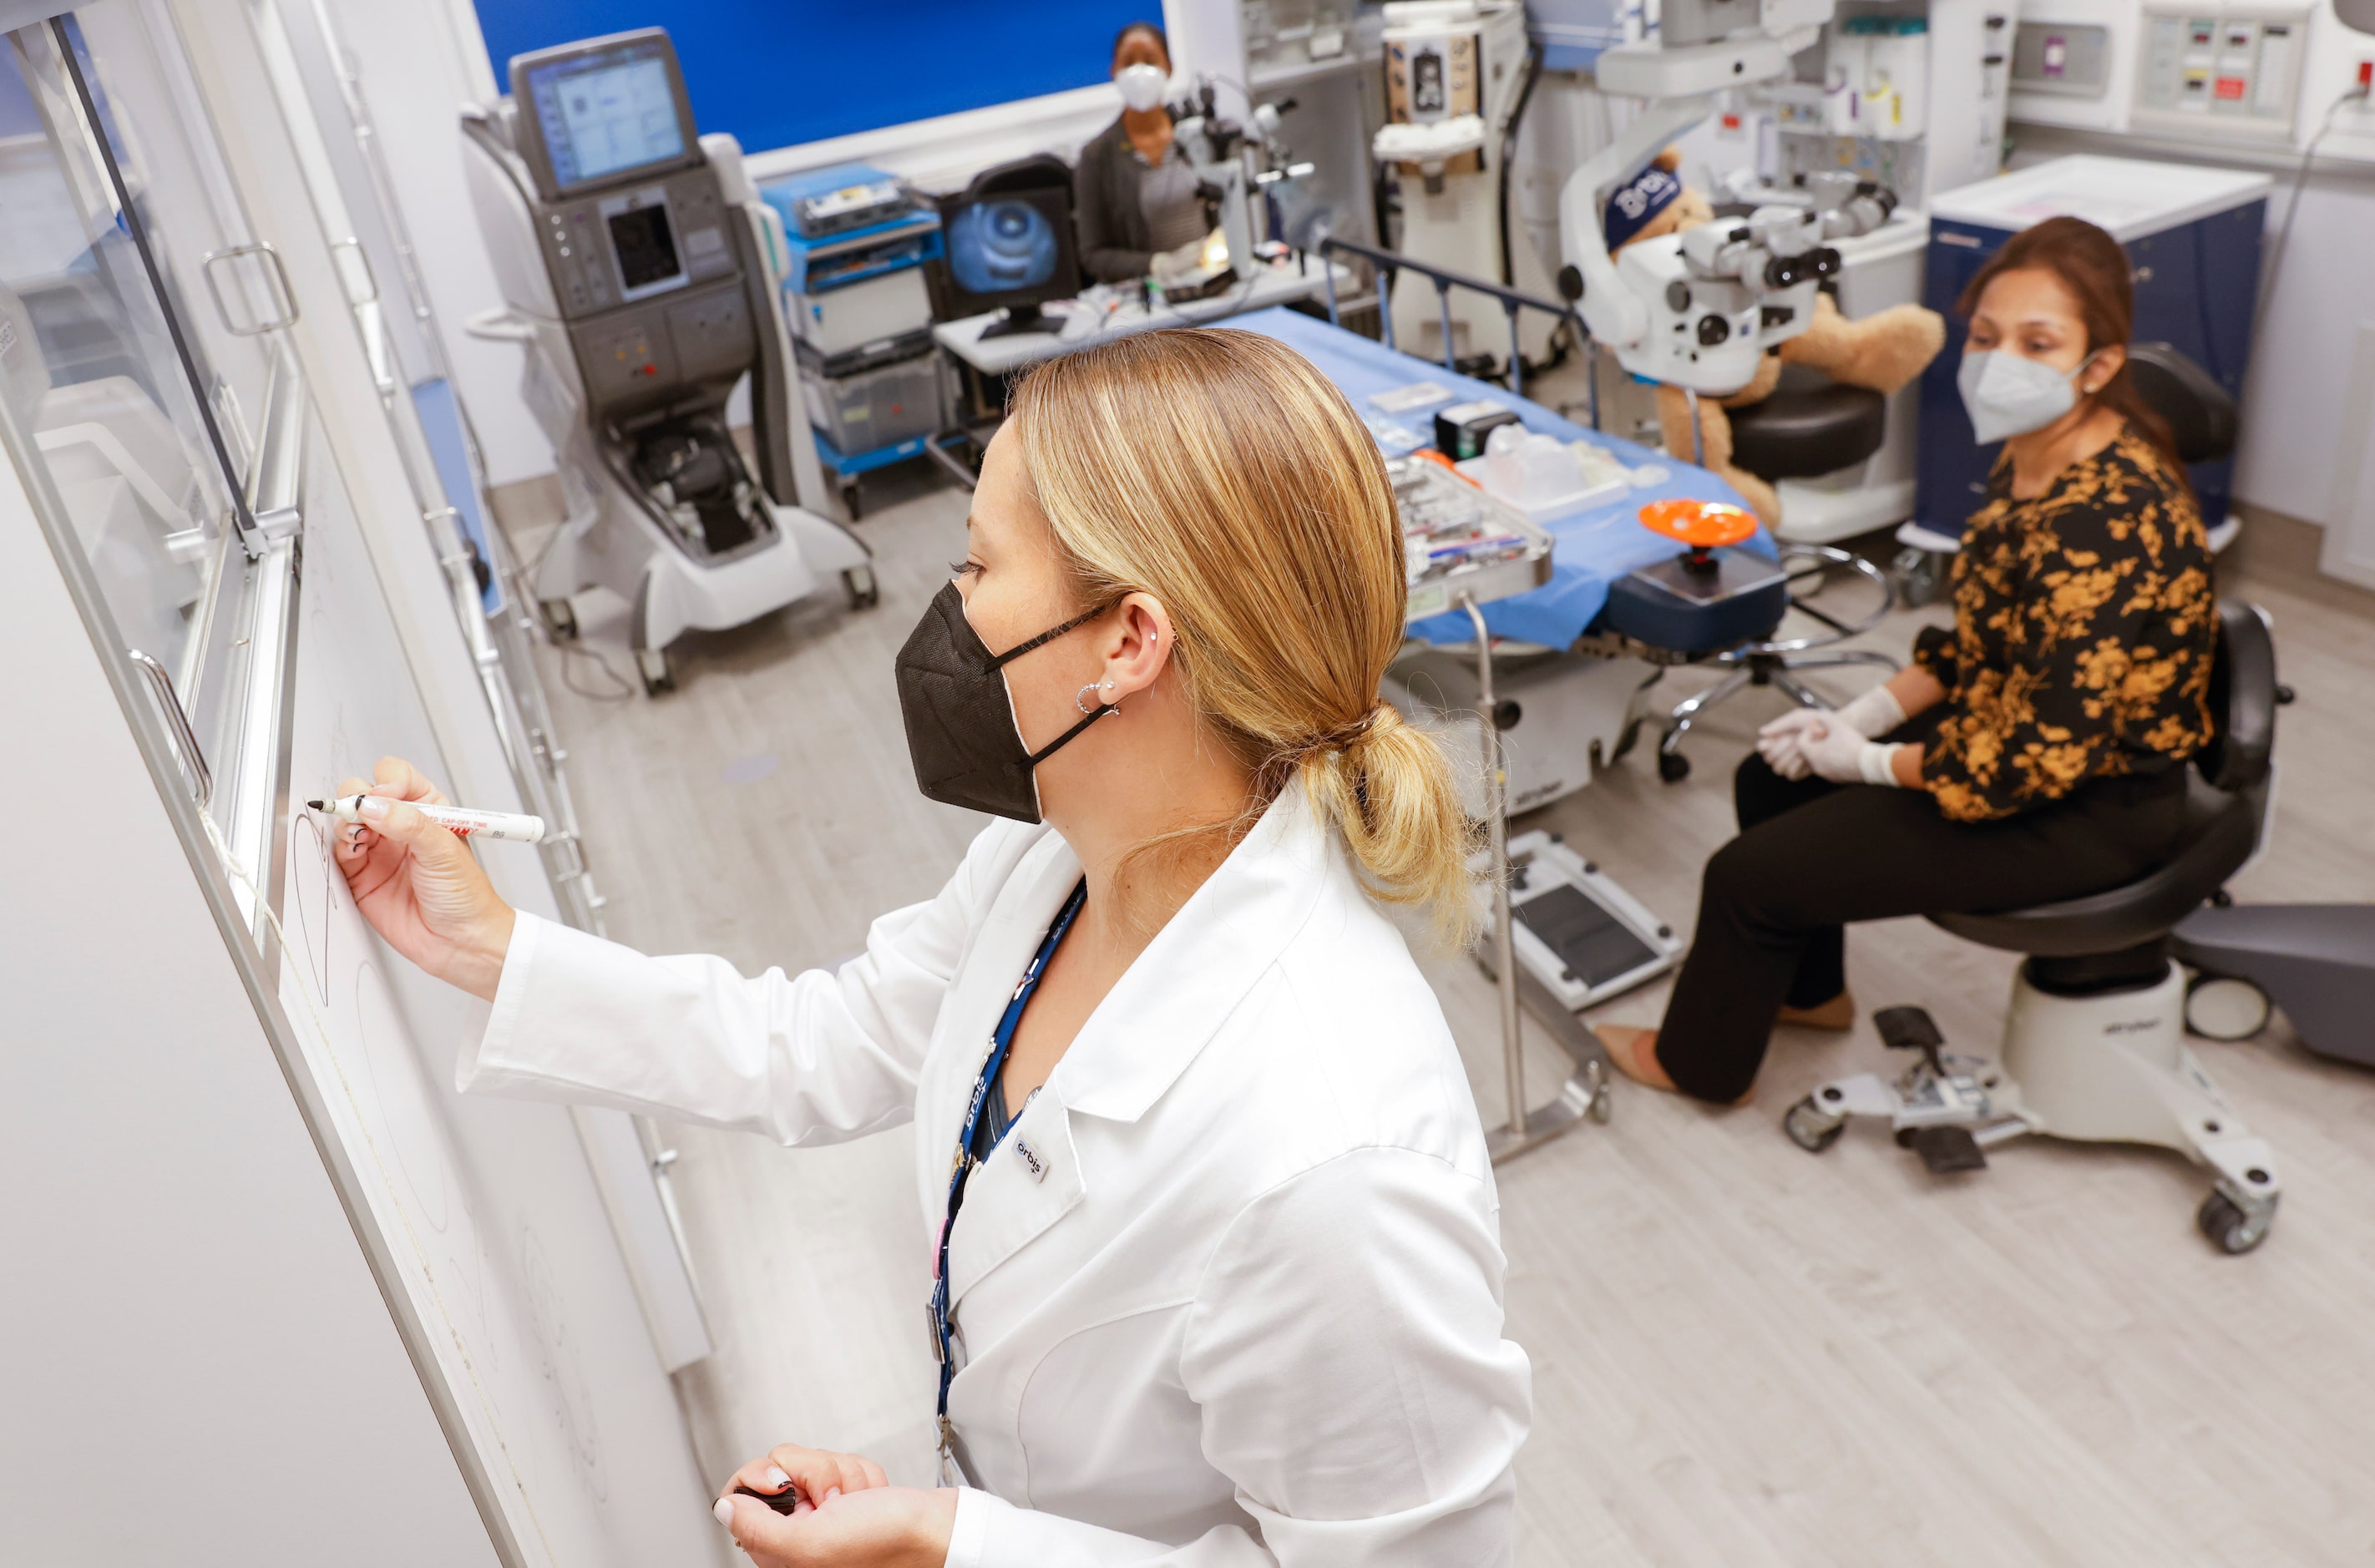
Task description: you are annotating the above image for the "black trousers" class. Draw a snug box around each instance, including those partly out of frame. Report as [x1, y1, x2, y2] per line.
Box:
[1653, 721, 2190, 1104]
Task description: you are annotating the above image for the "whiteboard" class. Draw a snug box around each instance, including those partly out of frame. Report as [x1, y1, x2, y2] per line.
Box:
[266, 418, 723, 1567]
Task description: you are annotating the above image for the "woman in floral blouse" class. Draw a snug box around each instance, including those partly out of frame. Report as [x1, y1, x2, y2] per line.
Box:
[1600, 215, 2217, 1105]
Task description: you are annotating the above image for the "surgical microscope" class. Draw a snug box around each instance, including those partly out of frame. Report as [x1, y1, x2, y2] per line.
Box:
[1556, 0, 1870, 397]
[461, 28, 874, 695]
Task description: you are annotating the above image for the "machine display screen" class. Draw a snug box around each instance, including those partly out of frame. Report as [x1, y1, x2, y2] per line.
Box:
[946, 197, 1061, 296]
[526, 52, 687, 191]
[607, 204, 683, 291]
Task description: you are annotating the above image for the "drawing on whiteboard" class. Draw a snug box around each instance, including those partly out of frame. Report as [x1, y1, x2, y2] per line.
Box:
[356, 959, 450, 1233]
[445, 1222, 499, 1378]
[288, 809, 334, 1004]
[522, 1222, 610, 1500]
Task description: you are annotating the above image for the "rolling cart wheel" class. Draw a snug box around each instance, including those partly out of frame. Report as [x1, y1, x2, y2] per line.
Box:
[539, 598, 579, 641]
[635, 645, 675, 697]
[2197, 1190, 2275, 1255]
[1892, 546, 1942, 608]
[843, 566, 879, 610]
[2185, 975, 2271, 1042]
[1785, 1095, 1845, 1154]
[840, 477, 864, 521]
[1657, 746, 1691, 784]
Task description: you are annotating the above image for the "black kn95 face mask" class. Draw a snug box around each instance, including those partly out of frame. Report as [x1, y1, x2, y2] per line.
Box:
[893, 581, 1114, 823]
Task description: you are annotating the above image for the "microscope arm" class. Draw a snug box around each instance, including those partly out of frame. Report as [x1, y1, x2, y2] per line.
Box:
[1555, 95, 1714, 352]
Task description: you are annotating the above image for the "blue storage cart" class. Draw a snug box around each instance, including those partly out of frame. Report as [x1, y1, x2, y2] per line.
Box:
[761, 164, 946, 515]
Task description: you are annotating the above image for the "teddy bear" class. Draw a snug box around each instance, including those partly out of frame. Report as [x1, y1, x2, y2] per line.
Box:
[1603, 151, 1945, 529]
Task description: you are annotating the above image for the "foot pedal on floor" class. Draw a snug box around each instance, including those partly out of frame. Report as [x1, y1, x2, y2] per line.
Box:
[1907, 1125, 1988, 1174]
[1486, 831, 1684, 1011]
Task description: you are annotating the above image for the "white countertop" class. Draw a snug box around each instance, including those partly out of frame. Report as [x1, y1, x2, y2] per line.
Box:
[931, 257, 1355, 376]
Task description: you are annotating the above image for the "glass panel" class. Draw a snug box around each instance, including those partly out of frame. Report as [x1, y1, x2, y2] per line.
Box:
[0, 21, 239, 694]
[249, 0, 611, 938]
[63, 3, 280, 443]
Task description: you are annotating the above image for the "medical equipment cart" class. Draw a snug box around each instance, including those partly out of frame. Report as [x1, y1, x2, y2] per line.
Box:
[762, 164, 948, 517]
[1389, 453, 1616, 1161]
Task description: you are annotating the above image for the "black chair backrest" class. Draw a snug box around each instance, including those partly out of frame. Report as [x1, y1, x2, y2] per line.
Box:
[965, 152, 1073, 200]
[2126, 341, 2237, 466]
[2196, 599, 2276, 792]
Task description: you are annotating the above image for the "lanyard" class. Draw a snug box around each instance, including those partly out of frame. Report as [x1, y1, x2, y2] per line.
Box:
[931, 878, 1087, 1475]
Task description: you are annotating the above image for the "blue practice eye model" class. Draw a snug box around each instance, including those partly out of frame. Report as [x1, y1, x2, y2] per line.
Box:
[949, 198, 1056, 295]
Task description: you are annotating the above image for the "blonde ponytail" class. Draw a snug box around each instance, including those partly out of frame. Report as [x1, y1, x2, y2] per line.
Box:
[1297, 705, 1478, 945]
[1006, 328, 1477, 946]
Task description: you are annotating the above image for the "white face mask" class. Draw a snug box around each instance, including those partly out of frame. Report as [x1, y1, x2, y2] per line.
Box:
[1957, 348, 2099, 445]
[1115, 63, 1167, 113]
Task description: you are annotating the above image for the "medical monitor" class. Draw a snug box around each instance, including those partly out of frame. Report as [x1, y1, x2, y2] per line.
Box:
[929, 164, 1080, 341]
[510, 28, 701, 200]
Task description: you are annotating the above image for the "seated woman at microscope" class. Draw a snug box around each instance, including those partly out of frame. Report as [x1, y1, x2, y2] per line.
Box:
[1598, 215, 2219, 1105]
[1075, 21, 1212, 285]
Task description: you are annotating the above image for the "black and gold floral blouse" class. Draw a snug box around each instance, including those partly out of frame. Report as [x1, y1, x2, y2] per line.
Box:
[1912, 423, 2215, 823]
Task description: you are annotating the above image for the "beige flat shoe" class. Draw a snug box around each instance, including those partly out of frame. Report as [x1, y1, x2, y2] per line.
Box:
[1593, 1024, 1676, 1092]
[1593, 1024, 1756, 1107]
[1775, 990, 1856, 1031]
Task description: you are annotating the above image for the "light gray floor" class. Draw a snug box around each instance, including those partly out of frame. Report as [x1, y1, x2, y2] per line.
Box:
[502, 464, 2375, 1566]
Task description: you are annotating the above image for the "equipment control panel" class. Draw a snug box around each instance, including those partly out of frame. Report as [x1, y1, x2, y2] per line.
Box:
[2134, 9, 2305, 138]
[534, 166, 736, 322]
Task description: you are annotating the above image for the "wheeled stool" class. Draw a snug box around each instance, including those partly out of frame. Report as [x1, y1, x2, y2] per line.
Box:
[1783, 600, 2286, 1253]
[1594, 498, 1897, 783]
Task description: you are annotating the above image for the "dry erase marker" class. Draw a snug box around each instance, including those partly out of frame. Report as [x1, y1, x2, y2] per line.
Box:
[309, 795, 547, 844]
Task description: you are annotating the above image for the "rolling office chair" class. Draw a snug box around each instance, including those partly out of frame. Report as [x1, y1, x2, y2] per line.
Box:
[1782, 599, 2286, 1253]
[1613, 366, 1899, 781]
[1780, 346, 2289, 1253]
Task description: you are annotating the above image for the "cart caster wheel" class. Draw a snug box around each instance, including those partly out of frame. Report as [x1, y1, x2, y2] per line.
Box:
[1785, 1095, 1844, 1154]
[2197, 1190, 2275, 1255]
[1657, 746, 1690, 783]
[1582, 1060, 1613, 1124]
[843, 565, 879, 610]
[1891, 545, 1942, 608]
[840, 478, 864, 521]
[1608, 718, 1642, 764]
[635, 645, 675, 696]
[539, 598, 579, 641]
[2185, 974, 2271, 1041]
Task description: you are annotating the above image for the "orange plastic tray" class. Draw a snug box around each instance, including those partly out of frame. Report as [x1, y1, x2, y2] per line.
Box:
[1638, 498, 1757, 549]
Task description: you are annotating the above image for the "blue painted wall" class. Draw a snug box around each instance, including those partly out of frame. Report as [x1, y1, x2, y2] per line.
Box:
[473, 2, 1155, 154]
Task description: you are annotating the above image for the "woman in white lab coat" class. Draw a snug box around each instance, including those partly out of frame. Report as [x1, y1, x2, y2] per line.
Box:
[333, 328, 1531, 1568]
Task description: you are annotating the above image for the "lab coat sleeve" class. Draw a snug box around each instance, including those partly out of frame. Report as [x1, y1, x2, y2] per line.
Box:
[943, 1147, 1532, 1567]
[455, 834, 999, 1144]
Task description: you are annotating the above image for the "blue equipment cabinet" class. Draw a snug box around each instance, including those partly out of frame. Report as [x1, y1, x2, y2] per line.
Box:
[1912, 156, 2271, 545]
[761, 164, 947, 514]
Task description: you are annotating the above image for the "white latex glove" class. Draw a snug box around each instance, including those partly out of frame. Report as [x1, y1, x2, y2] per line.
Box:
[1758, 684, 1906, 780]
[1800, 716, 1907, 787]
[1831, 682, 1907, 739]
[1148, 233, 1211, 286]
[1755, 707, 1826, 779]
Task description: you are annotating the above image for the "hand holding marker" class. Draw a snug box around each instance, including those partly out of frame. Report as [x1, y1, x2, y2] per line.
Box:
[311, 793, 546, 844]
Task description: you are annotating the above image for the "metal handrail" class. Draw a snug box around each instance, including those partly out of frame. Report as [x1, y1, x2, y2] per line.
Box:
[1745, 544, 1896, 658]
[1315, 234, 1592, 418]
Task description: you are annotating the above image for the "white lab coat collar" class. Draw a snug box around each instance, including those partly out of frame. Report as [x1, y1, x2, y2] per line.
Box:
[934, 779, 1336, 1135]
[936, 778, 1337, 1314]
[1055, 779, 1335, 1123]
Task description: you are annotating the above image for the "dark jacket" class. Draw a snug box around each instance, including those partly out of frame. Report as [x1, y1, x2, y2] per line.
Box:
[1911, 424, 2215, 822]
[1074, 114, 1171, 283]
